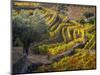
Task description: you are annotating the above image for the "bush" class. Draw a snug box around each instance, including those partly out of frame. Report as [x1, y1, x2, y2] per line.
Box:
[38, 45, 48, 54]
[88, 19, 95, 24]
[30, 44, 48, 55]
[80, 19, 86, 24]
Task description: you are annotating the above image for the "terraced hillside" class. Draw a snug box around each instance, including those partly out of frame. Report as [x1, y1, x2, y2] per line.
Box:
[12, 1, 96, 74]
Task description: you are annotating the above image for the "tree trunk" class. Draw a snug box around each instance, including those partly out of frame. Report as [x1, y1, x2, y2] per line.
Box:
[23, 47, 29, 55]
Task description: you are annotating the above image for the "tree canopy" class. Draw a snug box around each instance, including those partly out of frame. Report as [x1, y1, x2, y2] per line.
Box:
[12, 10, 49, 54]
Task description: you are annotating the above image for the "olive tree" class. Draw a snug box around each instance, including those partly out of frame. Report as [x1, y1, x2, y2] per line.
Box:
[12, 9, 48, 55]
[84, 12, 94, 19]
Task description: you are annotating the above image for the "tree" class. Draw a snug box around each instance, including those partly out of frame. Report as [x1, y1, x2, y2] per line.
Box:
[12, 9, 48, 55]
[84, 12, 94, 19]
[57, 4, 68, 15]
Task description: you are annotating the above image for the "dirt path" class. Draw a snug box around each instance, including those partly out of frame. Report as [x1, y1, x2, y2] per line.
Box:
[12, 54, 52, 74]
[27, 54, 52, 64]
